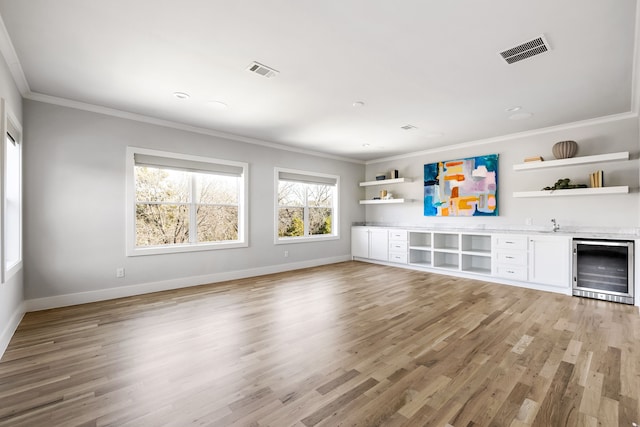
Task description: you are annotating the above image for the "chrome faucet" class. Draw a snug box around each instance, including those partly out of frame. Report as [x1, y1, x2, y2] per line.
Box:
[551, 218, 560, 232]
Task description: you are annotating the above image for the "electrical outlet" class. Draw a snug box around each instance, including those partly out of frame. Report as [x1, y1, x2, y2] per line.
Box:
[116, 267, 125, 278]
[525, 217, 533, 226]
[284, 250, 289, 258]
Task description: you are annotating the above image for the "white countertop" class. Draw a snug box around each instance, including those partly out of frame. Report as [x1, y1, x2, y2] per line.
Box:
[352, 223, 639, 240]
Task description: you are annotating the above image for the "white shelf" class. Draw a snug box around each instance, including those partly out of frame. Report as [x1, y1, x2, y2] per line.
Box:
[359, 198, 411, 204]
[462, 267, 492, 275]
[513, 152, 629, 171]
[409, 245, 431, 251]
[513, 186, 629, 198]
[461, 250, 492, 257]
[359, 177, 413, 187]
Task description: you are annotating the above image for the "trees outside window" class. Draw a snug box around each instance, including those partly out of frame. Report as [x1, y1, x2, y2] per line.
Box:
[127, 148, 247, 255]
[276, 169, 338, 242]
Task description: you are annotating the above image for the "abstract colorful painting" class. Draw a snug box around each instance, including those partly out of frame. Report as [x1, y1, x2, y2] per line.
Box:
[424, 154, 498, 216]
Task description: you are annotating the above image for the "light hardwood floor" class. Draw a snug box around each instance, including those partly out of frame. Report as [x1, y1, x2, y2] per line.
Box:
[1, 261, 639, 426]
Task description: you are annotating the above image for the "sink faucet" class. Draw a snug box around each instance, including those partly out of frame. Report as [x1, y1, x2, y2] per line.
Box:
[551, 218, 560, 232]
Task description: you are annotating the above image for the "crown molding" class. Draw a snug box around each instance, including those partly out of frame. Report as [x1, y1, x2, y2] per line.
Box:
[365, 111, 639, 165]
[24, 92, 364, 165]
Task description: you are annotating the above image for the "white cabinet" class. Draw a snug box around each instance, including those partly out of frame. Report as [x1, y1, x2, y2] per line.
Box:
[492, 235, 528, 281]
[351, 227, 370, 258]
[388, 230, 408, 264]
[528, 235, 571, 288]
[352, 226, 573, 295]
[369, 228, 389, 261]
[351, 227, 389, 261]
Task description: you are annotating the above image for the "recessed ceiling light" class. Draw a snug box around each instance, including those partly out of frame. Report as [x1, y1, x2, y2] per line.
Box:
[362, 143, 370, 147]
[401, 124, 418, 130]
[352, 101, 365, 108]
[509, 112, 533, 120]
[505, 106, 521, 112]
[173, 92, 190, 100]
[208, 100, 229, 110]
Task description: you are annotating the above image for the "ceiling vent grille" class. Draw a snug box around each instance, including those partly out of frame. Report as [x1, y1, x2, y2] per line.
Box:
[499, 35, 550, 64]
[247, 61, 279, 78]
[401, 124, 417, 130]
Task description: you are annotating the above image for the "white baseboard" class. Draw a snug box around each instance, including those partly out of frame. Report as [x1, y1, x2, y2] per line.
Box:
[24, 256, 351, 312]
[0, 302, 25, 359]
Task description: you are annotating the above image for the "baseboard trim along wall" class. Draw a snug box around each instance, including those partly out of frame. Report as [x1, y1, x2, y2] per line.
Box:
[24, 256, 351, 313]
[0, 302, 26, 359]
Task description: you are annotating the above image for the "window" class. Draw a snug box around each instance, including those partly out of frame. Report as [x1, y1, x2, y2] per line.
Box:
[2, 105, 22, 281]
[275, 168, 339, 243]
[126, 147, 248, 255]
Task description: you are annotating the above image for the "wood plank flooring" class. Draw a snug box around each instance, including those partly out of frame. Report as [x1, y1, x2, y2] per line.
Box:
[1, 261, 639, 426]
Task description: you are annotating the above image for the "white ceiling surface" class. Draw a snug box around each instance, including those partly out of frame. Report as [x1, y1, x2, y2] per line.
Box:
[0, 1, 637, 161]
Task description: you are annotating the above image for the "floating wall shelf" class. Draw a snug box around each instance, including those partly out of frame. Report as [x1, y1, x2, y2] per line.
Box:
[359, 198, 411, 205]
[513, 152, 629, 171]
[513, 186, 629, 198]
[359, 177, 413, 187]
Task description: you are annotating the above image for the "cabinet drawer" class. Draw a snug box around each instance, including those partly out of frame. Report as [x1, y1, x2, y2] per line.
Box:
[389, 241, 408, 252]
[495, 236, 527, 250]
[389, 230, 408, 241]
[496, 251, 527, 266]
[495, 265, 527, 281]
[388, 252, 408, 264]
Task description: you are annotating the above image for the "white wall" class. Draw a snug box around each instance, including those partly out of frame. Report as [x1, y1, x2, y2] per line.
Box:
[23, 100, 365, 302]
[0, 51, 23, 356]
[363, 116, 640, 230]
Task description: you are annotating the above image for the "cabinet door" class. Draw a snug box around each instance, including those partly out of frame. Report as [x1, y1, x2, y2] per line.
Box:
[369, 228, 389, 261]
[351, 228, 370, 258]
[528, 236, 571, 288]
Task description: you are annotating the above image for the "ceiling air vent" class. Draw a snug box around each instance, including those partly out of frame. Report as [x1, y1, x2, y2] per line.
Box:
[247, 61, 279, 78]
[401, 124, 417, 130]
[499, 35, 550, 64]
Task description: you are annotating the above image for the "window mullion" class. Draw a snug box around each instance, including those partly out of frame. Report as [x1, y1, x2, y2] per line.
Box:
[189, 173, 197, 244]
[303, 188, 310, 236]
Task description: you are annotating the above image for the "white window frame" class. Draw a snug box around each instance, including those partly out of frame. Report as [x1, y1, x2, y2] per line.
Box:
[1, 98, 22, 283]
[274, 167, 339, 244]
[126, 147, 249, 256]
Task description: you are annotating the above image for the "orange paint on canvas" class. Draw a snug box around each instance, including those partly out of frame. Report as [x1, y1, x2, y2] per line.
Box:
[445, 161, 464, 167]
[457, 196, 478, 210]
[444, 174, 465, 181]
[441, 207, 449, 216]
[450, 186, 459, 198]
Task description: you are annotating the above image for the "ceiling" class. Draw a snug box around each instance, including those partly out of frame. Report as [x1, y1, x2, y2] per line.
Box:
[0, 0, 637, 161]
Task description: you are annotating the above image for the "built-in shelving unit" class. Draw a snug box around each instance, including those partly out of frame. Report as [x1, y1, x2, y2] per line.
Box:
[359, 198, 410, 205]
[359, 176, 413, 204]
[512, 151, 630, 198]
[406, 231, 492, 275]
[512, 151, 629, 171]
[359, 177, 413, 187]
[513, 186, 629, 198]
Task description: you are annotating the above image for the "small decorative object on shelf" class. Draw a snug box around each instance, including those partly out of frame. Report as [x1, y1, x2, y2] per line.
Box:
[375, 173, 386, 180]
[589, 170, 604, 188]
[552, 140, 578, 159]
[524, 156, 543, 162]
[542, 178, 587, 191]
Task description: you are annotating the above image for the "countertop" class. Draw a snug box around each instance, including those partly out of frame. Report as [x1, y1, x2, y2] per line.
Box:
[351, 222, 640, 240]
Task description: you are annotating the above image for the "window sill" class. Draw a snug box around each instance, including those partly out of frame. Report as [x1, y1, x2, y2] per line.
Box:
[127, 241, 248, 256]
[275, 235, 339, 245]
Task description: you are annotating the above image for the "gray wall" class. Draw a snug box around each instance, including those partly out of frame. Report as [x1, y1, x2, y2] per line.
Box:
[363, 116, 640, 230]
[0, 51, 23, 349]
[23, 100, 365, 300]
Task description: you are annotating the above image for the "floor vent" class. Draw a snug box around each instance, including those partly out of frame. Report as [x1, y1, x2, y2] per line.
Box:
[247, 61, 279, 78]
[499, 35, 550, 64]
